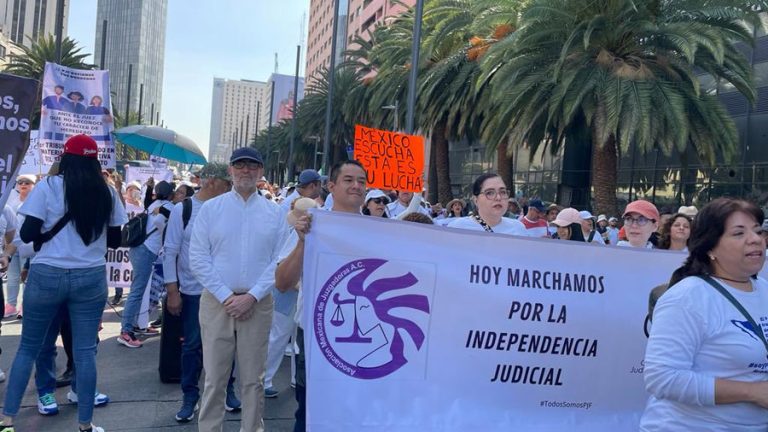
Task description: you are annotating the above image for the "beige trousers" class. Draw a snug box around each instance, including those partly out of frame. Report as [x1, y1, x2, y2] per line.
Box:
[198, 290, 273, 432]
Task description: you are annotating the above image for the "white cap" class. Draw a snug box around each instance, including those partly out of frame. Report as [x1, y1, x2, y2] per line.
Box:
[17, 174, 36, 183]
[597, 214, 607, 223]
[365, 189, 390, 203]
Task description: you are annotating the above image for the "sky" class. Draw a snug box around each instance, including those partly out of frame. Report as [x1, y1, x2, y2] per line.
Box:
[67, 0, 309, 157]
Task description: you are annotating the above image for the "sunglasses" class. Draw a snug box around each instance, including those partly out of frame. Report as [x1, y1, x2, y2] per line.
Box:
[369, 197, 387, 205]
[16, 181, 32, 185]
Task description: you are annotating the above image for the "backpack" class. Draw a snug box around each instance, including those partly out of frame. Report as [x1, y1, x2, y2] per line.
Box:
[161, 198, 193, 245]
[121, 212, 157, 248]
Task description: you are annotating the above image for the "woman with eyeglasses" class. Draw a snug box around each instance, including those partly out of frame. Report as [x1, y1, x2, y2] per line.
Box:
[657, 213, 693, 252]
[447, 173, 527, 235]
[616, 200, 659, 249]
[4, 175, 35, 319]
[362, 189, 390, 218]
[640, 198, 768, 431]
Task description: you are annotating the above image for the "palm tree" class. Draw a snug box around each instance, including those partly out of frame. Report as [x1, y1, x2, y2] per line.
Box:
[3, 35, 94, 78]
[479, 0, 759, 215]
[294, 65, 367, 166]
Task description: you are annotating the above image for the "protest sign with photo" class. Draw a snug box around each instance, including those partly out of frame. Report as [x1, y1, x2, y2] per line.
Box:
[38, 62, 115, 170]
[0, 73, 39, 209]
[302, 211, 689, 431]
[354, 125, 425, 193]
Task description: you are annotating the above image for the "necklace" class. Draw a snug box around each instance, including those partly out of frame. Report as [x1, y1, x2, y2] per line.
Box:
[714, 275, 751, 284]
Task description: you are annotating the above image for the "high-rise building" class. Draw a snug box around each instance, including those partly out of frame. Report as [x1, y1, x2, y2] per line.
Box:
[94, 0, 167, 124]
[257, 73, 306, 136]
[346, 0, 413, 46]
[305, 0, 348, 87]
[209, 78, 267, 164]
[305, 0, 415, 87]
[0, 0, 68, 48]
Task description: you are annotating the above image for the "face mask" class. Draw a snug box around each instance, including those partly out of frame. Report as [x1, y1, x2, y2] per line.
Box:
[130, 190, 141, 201]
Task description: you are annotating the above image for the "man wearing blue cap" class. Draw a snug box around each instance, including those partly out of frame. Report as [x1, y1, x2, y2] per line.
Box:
[190, 147, 291, 432]
[280, 169, 322, 213]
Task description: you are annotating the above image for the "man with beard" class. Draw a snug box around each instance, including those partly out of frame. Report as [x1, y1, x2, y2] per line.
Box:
[190, 148, 290, 431]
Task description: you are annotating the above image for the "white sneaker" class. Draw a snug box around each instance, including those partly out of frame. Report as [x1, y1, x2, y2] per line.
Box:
[78, 425, 105, 432]
[0, 367, 6, 382]
[37, 393, 59, 415]
[67, 390, 110, 407]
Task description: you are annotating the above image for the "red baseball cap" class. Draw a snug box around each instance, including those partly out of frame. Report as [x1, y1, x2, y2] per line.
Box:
[623, 199, 660, 221]
[63, 134, 98, 159]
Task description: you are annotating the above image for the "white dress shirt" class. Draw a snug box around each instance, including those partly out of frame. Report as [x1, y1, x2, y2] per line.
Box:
[162, 196, 203, 295]
[190, 190, 290, 303]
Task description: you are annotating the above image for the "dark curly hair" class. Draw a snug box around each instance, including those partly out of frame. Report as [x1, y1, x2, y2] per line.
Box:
[657, 213, 693, 250]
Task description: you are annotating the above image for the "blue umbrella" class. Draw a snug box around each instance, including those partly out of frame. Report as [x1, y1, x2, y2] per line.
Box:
[112, 125, 207, 164]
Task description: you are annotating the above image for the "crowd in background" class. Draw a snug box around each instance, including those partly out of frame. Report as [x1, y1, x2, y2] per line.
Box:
[0, 137, 767, 432]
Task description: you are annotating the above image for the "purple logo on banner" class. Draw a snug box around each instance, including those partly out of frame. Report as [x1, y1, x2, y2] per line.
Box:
[313, 258, 430, 379]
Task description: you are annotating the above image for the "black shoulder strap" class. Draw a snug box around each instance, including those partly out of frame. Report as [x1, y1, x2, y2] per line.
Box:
[587, 230, 596, 242]
[700, 275, 768, 354]
[182, 198, 192, 229]
[33, 212, 71, 252]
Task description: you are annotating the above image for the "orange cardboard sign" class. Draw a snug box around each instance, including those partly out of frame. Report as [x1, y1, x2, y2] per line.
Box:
[354, 125, 424, 193]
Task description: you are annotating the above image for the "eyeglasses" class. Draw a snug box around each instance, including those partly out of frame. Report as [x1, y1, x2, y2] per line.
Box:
[16, 181, 32, 185]
[231, 160, 263, 170]
[369, 197, 387, 204]
[623, 216, 655, 226]
[479, 189, 509, 200]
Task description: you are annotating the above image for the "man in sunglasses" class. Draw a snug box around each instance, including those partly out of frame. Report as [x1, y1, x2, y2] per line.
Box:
[617, 199, 660, 249]
[189, 147, 291, 431]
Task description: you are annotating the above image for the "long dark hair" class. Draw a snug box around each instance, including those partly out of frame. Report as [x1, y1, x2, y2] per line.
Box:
[567, 223, 586, 242]
[669, 198, 763, 286]
[658, 213, 693, 250]
[58, 154, 113, 245]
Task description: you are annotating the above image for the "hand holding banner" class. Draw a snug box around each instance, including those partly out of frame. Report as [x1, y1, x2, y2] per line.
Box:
[302, 212, 691, 431]
[354, 125, 424, 193]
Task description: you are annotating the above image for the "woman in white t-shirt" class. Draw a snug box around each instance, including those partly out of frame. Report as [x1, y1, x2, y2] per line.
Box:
[118, 180, 174, 348]
[447, 173, 527, 236]
[1, 135, 127, 432]
[641, 198, 768, 431]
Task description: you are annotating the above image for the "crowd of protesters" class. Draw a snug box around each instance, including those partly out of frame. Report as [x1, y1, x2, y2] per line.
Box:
[0, 134, 767, 432]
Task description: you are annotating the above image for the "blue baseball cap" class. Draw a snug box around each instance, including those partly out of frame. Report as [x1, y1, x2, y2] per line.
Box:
[298, 169, 321, 186]
[230, 147, 263, 165]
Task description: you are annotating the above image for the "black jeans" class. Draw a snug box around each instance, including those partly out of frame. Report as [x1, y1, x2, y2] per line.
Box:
[293, 327, 306, 432]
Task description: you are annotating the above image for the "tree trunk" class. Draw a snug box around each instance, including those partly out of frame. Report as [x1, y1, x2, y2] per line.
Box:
[433, 120, 453, 204]
[497, 138, 514, 197]
[590, 131, 619, 216]
[428, 137, 438, 204]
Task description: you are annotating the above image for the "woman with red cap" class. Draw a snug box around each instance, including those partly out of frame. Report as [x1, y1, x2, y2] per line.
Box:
[1, 135, 127, 432]
[617, 200, 660, 249]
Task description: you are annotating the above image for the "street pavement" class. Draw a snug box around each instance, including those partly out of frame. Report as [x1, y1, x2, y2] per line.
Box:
[0, 291, 298, 431]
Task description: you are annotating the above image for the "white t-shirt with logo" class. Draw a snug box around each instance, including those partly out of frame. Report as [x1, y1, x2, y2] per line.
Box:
[641, 276, 768, 431]
[20, 175, 127, 268]
[143, 199, 173, 255]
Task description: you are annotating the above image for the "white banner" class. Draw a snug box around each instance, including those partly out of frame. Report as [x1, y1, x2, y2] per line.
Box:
[19, 130, 42, 175]
[106, 247, 132, 288]
[39, 62, 115, 170]
[125, 166, 173, 186]
[302, 211, 690, 432]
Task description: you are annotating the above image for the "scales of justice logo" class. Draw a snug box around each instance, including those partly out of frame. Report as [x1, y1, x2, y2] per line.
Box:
[313, 258, 431, 379]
